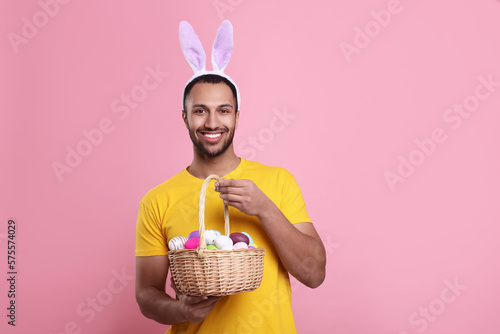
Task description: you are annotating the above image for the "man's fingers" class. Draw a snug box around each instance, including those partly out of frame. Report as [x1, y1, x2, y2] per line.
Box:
[183, 295, 221, 312]
[219, 192, 244, 202]
[215, 178, 235, 187]
[223, 201, 244, 212]
[197, 296, 222, 310]
[219, 195, 244, 210]
[195, 297, 219, 308]
[179, 292, 222, 306]
[182, 295, 209, 304]
[181, 295, 223, 322]
[215, 178, 246, 189]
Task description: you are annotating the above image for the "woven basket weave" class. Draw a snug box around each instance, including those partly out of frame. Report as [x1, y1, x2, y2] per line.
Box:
[168, 174, 265, 296]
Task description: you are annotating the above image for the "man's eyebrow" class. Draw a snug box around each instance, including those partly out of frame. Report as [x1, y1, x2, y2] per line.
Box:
[192, 104, 208, 108]
[191, 104, 234, 109]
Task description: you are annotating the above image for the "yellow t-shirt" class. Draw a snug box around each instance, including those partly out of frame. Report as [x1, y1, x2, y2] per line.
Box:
[136, 158, 311, 334]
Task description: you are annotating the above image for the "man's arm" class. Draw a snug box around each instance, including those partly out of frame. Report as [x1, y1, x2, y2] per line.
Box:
[215, 179, 326, 288]
[135, 255, 221, 324]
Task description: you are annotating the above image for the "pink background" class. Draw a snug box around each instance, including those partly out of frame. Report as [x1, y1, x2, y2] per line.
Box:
[2, 0, 500, 333]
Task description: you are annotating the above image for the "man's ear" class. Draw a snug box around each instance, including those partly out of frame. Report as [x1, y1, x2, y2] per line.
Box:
[235, 109, 240, 129]
[182, 110, 189, 129]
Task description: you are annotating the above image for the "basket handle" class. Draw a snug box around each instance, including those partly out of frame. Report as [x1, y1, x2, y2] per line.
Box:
[197, 174, 230, 257]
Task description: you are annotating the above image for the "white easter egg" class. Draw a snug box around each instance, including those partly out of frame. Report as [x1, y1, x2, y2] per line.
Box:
[205, 230, 218, 245]
[214, 235, 233, 250]
[168, 236, 187, 251]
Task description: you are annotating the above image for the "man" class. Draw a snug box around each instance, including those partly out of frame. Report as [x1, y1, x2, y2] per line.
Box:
[135, 21, 326, 334]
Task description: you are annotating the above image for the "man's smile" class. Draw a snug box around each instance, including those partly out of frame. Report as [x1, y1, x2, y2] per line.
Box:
[199, 131, 225, 143]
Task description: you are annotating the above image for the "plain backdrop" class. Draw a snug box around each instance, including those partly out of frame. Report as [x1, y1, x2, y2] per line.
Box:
[2, 0, 500, 333]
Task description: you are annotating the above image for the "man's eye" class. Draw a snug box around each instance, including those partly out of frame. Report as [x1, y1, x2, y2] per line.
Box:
[220, 109, 230, 113]
[194, 109, 206, 113]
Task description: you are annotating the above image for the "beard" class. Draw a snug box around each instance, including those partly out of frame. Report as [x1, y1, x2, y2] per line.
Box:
[188, 125, 236, 157]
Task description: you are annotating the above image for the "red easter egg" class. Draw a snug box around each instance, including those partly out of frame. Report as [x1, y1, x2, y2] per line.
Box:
[184, 237, 200, 249]
[230, 232, 250, 245]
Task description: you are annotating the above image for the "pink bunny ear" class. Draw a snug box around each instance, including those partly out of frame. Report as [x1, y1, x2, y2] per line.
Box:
[179, 21, 206, 73]
[211, 20, 233, 72]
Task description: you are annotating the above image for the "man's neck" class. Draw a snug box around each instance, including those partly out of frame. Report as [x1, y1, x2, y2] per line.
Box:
[187, 147, 241, 179]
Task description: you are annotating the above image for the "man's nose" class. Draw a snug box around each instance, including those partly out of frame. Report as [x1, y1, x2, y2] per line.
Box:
[204, 112, 218, 129]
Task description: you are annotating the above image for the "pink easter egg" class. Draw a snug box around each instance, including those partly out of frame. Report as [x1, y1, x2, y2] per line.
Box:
[233, 242, 248, 250]
[184, 238, 200, 249]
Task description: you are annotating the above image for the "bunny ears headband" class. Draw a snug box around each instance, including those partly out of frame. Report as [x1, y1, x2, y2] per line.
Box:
[179, 20, 240, 109]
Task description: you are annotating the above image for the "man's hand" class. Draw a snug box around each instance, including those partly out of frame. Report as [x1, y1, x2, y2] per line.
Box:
[214, 179, 272, 217]
[170, 278, 221, 323]
[214, 178, 326, 288]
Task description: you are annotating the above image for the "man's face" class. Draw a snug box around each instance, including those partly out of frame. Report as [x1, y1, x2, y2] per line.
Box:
[183, 82, 239, 157]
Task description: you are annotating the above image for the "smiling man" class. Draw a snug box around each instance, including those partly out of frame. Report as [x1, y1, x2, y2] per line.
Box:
[184, 76, 239, 164]
[135, 21, 326, 334]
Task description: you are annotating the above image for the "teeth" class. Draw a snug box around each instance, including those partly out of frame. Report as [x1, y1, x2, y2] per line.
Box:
[205, 133, 221, 139]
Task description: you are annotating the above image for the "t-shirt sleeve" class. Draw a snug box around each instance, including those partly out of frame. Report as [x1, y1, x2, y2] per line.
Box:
[135, 197, 168, 257]
[279, 170, 312, 225]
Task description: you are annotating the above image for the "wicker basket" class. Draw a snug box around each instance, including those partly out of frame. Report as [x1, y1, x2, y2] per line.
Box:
[168, 174, 265, 296]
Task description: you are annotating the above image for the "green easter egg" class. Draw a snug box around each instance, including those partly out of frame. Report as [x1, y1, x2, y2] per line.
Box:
[248, 243, 258, 248]
[207, 244, 219, 250]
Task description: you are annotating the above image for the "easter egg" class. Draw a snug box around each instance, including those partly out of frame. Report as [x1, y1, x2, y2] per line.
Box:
[207, 244, 219, 250]
[230, 232, 250, 245]
[168, 236, 188, 251]
[248, 246, 255, 249]
[188, 230, 200, 239]
[205, 230, 218, 245]
[213, 230, 222, 236]
[233, 242, 248, 250]
[184, 238, 200, 249]
[214, 235, 233, 250]
[241, 232, 254, 244]
[248, 243, 258, 248]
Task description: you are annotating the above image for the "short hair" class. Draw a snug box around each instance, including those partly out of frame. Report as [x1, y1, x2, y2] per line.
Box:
[183, 74, 238, 112]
